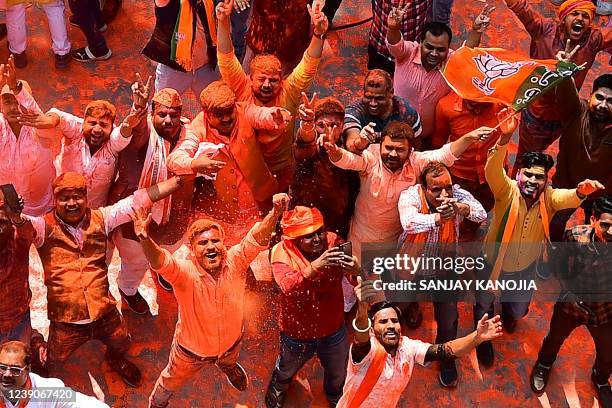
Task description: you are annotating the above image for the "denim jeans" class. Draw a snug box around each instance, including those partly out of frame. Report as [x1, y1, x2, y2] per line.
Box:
[473, 261, 537, 326]
[269, 324, 349, 404]
[428, 0, 454, 24]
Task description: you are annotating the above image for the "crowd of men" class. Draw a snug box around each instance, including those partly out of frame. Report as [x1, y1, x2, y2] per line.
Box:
[0, 0, 610, 407]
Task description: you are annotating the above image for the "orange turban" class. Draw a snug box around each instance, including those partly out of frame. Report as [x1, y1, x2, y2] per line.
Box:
[280, 206, 324, 239]
[558, 0, 596, 21]
[152, 88, 182, 108]
[53, 172, 87, 195]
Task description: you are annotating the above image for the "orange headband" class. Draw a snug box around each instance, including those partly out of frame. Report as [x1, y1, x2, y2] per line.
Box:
[558, 0, 596, 21]
[281, 206, 324, 239]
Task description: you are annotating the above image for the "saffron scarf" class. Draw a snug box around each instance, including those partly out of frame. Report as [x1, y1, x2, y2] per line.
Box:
[171, 0, 217, 71]
[339, 340, 388, 408]
[490, 189, 549, 281]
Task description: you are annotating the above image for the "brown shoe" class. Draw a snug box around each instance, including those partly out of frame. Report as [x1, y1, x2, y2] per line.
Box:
[119, 288, 150, 315]
[218, 363, 248, 391]
[105, 350, 142, 387]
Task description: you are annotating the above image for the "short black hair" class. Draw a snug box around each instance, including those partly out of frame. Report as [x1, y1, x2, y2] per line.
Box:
[593, 74, 612, 94]
[368, 301, 403, 322]
[517, 152, 555, 173]
[421, 22, 453, 45]
[364, 69, 393, 93]
[592, 195, 612, 219]
[420, 161, 451, 187]
[0, 341, 31, 367]
[381, 120, 415, 143]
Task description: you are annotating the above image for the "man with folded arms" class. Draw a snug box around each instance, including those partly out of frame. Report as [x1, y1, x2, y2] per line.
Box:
[134, 193, 288, 408]
[4, 171, 186, 388]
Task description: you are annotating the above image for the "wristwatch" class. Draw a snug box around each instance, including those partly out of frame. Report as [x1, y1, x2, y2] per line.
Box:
[313, 32, 326, 40]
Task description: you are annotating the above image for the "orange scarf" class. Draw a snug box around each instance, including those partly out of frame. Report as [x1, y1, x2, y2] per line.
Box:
[340, 340, 388, 408]
[171, 0, 216, 71]
[401, 186, 457, 247]
[490, 190, 549, 281]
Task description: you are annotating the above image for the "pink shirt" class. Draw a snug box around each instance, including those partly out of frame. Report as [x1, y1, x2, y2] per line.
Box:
[333, 144, 456, 259]
[386, 39, 453, 138]
[51, 109, 131, 209]
[0, 87, 58, 216]
[151, 227, 266, 357]
[337, 337, 430, 408]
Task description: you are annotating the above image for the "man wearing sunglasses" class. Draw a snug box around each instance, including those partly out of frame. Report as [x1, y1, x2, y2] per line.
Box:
[0, 341, 108, 407]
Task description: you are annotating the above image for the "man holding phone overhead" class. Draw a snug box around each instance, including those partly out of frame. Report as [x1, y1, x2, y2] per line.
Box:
[0, 56, 58, 216]
[266, 205, 360, 408]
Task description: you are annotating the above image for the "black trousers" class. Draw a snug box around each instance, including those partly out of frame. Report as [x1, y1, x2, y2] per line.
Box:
[538, 302, 612, 384]
[367, 43, 395, 76]
[68, 0, 109, 55]
[322, 0, 343, 23]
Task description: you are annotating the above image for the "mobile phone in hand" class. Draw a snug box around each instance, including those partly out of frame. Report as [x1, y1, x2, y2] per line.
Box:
[0, 184, 20, 212]
[338, 241, 352, 257]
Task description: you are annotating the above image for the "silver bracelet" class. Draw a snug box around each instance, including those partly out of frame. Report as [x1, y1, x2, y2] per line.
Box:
[352, 317, 372, 333]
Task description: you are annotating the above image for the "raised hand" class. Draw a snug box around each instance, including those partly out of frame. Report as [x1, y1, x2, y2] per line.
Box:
[388, 2, 409, 31]
[216, 0, 234, 20]
[121, 108, 148, 136]
[317, 122, 338, 146]
[497, 107, 519, 136]
[355, 277, 384, 304]
[233, 0, 249, 13]
[308, 0, 329, 36]
[272, 108, 292, 129]
[298, 92, 318, 122]
[475, 313, 503, 342]
[130, 206, 153, 241]
[272, 193, 290, 216]
[191, 154, 226, 177]
[473, 4, 496, 33]
[131, 73, 152, 108]
[556, 39, 580, 63]
[1, 56, 19, 91]
[18, 112, 59, 129]
[323, 141, 342, 161]
[576, 179, 604, 197]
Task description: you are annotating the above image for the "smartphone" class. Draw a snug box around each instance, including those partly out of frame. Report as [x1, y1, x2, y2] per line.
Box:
[0, 184, 20, 212]
[338, 241, 352, 257]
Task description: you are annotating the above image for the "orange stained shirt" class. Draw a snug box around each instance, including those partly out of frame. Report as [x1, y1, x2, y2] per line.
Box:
[431, 92, 505, 184]
[151, 227, 266, 357]
[217, 49, 320, 171]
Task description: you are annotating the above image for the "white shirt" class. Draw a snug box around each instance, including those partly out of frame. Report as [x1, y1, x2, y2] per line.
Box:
[0, 373, 108, 407]
[338, 336, 430, 408]
[50, 109, 132, 209]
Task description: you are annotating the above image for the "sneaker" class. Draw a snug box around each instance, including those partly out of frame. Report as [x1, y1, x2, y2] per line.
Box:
[105, 350, 142, 387]
[219, 363, 248, 391]
[0, 24, 6, 41]
[439, 360, 458, 388]
[11, 51, 27, 68]
[72, 46, 112, 62]
[530, 361, 552, 393]
[156, 272, 173, 292]
[265, 382, 286, 408]
[54, 53, 70, 69]
[476, 340, 494, 368]
[119, 288, 150, 315]
[592, 369, 612, 408]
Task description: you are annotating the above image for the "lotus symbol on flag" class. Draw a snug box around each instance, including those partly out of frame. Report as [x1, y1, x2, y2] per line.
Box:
[472, 53, 535, 95]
